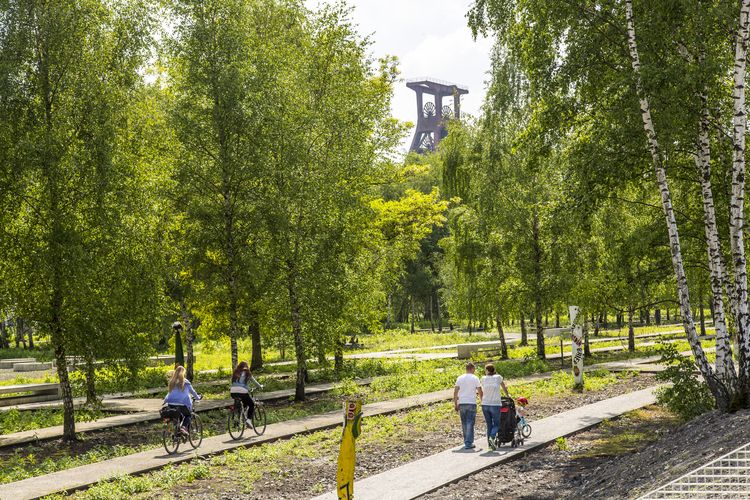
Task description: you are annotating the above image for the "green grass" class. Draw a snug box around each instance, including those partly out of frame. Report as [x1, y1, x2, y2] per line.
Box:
[2, 443, 155, 486]
[0, 335, 675, 436]
[0, 328, 711, 440]
[599, 323, 713, 336]
[0, 374, 57, 387]
[0, 407, 107, 434]
[0, 346, 54, 361]
[191, 329, 493, 371]
[353, 329, 493, 352]
[573, 406, 680, 458]
[510, 370, 638, 399]
[554, 437, 569, 451]
[46, 459, 212, 500]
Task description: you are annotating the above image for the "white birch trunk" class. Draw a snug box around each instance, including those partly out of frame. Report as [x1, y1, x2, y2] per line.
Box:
[569, 306, 584, 387]
[729, 0, 750, 388]
[695, 92, 736, 383]
[625, 0, 715, 383]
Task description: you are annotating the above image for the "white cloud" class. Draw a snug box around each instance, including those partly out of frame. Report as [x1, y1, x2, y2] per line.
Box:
[305, 0, 494, 153]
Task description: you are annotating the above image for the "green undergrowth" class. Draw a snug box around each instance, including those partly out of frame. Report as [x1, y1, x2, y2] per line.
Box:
[655, 343, 715, 420]
[0, 374, 57, 387]
[0, 346, 54, 361]
[351, 329, 492, 353]
[510, 370, 637, 399]
[2, 443, 154, 486]
[2, 346, 661, 436]
[0, 407, 107, 434]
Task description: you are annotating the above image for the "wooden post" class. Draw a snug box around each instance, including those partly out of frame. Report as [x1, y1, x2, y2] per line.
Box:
[570, 306, 584, 388]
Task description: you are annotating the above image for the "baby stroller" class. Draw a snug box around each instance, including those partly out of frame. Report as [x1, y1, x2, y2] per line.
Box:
[497, 397, 524, 448]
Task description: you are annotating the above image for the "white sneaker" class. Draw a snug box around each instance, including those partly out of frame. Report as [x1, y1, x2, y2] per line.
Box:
[245, 418, 253, 426]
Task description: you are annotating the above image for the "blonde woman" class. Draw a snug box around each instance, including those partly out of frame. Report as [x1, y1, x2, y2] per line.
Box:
[164, 365, 201, 434]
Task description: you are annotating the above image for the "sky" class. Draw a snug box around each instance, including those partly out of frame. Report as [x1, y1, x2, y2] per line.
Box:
[305, 0, 495, 152]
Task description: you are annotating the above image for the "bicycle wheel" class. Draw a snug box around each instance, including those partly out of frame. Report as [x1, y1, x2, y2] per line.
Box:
[162, 420, 180, 455]
[189, 413, 203, 449]
[522, 424, 532, 438]
[228, 402, 245, 440]
[252, 402, 267, 436]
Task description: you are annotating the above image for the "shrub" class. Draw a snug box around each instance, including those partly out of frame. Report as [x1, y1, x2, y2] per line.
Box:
[554, 437, 568, 451]
[655, 342, 714, 420]
[332, 378, 369, 400]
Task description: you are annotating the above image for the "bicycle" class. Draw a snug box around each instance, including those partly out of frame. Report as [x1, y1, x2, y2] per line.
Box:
[161, 396, 203, 455]
[518, 418, 532, 438]
[227, 388, 267, 440]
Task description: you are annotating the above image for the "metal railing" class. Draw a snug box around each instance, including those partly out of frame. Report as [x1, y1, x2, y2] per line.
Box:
[639, 442, 750, 499]
[405, 77, 469, 92]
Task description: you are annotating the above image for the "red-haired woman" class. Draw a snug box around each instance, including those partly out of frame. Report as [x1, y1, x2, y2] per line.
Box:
[230, 361, 263, 425]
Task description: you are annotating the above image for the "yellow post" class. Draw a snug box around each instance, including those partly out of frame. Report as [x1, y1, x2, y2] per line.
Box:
[336, 398, 363, 500]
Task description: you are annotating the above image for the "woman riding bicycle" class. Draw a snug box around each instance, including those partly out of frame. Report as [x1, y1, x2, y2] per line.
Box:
[230, 361, 263, 425]
[164, 365, 201, 434]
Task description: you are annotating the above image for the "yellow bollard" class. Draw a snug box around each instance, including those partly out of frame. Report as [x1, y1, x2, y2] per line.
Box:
[336, 398, 363, 500]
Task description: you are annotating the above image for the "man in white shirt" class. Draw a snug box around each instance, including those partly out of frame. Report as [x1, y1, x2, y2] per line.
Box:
[453, 362, 483, 449]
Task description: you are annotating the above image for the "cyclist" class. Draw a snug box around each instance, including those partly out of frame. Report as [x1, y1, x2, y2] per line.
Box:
[230, 361, 263, 425]
[164, 365, 201, 434]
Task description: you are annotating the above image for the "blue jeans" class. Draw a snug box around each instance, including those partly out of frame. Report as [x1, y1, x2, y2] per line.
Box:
[482, 405, 501, 439]
[459, 404, 476, 447]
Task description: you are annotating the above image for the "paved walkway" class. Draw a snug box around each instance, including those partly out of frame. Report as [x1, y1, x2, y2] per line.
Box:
[0, 368, 53, 382]
[313, 386, 663, 500]
[0, 363, 646, 499]
[0, 378, 372, 448]
[0, 368, 310, 413]
[0, 388, 462, 499]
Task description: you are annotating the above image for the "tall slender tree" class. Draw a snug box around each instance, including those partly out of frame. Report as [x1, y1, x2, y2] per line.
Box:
[0, 0, 157, 439]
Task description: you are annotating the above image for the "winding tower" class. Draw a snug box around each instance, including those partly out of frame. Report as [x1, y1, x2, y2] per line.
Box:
[407, 77, 469, 153]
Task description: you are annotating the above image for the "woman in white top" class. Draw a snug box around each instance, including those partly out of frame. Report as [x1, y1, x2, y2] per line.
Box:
[480, 363, 510, 450]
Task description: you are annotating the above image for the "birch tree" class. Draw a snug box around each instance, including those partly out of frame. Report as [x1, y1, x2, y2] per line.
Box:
[695, 92, 736, 383]
[168, 0, 278, 369]
[728, 0, 750, 393]
[623, 0, 709, 374]
[468, 0, 750, 409]
[263, 4, 401, 400]
[0, 0, 157, 439]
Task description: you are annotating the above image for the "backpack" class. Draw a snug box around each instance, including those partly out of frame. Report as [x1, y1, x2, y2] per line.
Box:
[160, 405, 181, 420]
